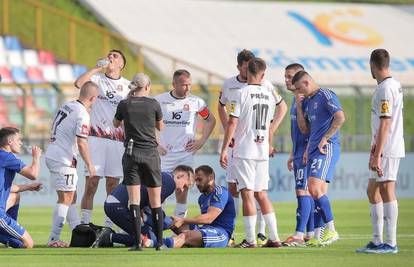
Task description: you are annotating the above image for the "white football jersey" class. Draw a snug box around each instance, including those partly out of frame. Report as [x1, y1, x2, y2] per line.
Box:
[155, 91, 210, 153]
[371, 77, 405, 158]
[219, 76, 282, 106]
[45, 100, 90, 166]
[230, 84, 276, 160]
[89, 73, 130, 142]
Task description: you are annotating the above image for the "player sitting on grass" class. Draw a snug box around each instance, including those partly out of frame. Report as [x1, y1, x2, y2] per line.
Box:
[101, 166, 194, 248]
[0, 127, 42, 248]
[163, 165, 235, 248]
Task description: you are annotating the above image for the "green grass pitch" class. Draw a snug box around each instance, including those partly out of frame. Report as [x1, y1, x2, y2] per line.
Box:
[1, 199, 413, 267]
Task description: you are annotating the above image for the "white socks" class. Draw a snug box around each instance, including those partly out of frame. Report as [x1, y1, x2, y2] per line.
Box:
[257, 206, 266, 235]
[383, 200, 398, 247]
[326, 221, 336, 232]
[370, 202, 384, 245]
[234, 197, 240, 222]
[262, 212, 280, 242]
[315, 227, 323, 240]
[80, 209, 92, 224]
[49, 204, 69, 242]
[66, 204, 80, 230]
[295, 231, 305, 239]
[243, 215, 257, 244]
[174, 203, 188, 218]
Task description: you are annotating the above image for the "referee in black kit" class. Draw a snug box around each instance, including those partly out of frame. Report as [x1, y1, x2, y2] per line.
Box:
[113, 73, 164, 251]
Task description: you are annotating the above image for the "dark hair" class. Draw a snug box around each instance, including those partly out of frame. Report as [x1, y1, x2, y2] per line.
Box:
[370, 49, 390, 70]
[110, 49, 126, 70]
[237, 49, 255, 66]
[291, 70, 310, 85]
[247, 57, 266, 76]
[173, 69, 191, 81]
[173, 165, 194, 175]
[285, 63, 304, 71]
[0, 127, 19, 147]
[195, 165, 215, 179]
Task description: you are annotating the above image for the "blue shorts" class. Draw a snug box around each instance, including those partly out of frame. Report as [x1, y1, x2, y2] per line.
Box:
[190, 224, 229, 248]
[0, 213, 25, 240]
[307, 143, 340, 182]
[293, 159, 308, 190]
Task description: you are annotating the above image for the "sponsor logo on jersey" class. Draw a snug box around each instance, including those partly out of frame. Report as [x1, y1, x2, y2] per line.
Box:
[116, 85, 123, 92]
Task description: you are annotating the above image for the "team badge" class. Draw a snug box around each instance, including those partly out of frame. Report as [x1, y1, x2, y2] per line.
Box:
[80, 124, 89, 135]
[183, 104, 190, 111]
[230, 102, 236, 113]
[313, 102, 318, 110]
[116, 85, 123, 92]
[380, 100, 390, 114]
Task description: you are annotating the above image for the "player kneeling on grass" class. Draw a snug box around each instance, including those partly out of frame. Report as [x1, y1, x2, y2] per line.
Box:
[45, 81, 99, 248]
[0, 127, 42, 248]
[165, 165, 235, 248]
[101, 166, 194, 248]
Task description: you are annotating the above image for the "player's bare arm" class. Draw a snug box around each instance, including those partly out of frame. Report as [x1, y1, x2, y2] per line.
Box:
[77, 136, 96, 177]
[218, 101, 228, 130]
[10, 183, 43, 193]
[172, 206, 222, 228]
[19, 146, 41, 180]
[370, 117, 391, 176]
[269, 99, 288, 156]
[220, 116, 238, 168]
[318, 111, 346, 154]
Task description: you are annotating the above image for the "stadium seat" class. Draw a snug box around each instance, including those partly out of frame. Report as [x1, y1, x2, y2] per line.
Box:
[57, 64, 75, 83]
[38, 50, 56, 65]
[27, 66, 45, 83]
[0, 53, 7, 66]
[72, 64, 88, 79]
[23, 49, 40, 67]
[0, 66, 13, 83]
[0, 36, 5, 52]
[7, 51, 24, 67]
[11, 67, 28, 83]
[41, 65, 58, 83]
[4, 36, 22, 51]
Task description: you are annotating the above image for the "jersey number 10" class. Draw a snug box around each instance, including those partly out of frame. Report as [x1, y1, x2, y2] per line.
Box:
[253, 104, 269, 130]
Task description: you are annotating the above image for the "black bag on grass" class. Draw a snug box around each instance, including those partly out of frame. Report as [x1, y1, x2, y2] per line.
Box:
[70, 223, 114, 248]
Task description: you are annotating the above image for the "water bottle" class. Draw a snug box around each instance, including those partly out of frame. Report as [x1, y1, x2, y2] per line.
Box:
[96, 58, 110, 68]
[127, 139, 134, 156]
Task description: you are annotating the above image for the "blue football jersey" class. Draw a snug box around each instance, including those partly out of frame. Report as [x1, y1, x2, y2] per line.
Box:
[290, 97, 309, 160]
[302, 88, 342, 155]
[0, 150, 26, 214]
[109, 172, 176, 207]
[198, 185, 235, 236]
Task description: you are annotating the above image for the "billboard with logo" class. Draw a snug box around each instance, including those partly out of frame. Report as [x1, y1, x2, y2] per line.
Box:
[83, 0, 414, 85]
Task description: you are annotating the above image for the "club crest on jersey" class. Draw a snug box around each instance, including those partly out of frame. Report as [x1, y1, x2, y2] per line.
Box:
[183, 104, 190, 111]
[380, 100, 390, 114]
[80, 124, 89, 135]
[116, 85, 123, 92]
[313, 102, 318, 110]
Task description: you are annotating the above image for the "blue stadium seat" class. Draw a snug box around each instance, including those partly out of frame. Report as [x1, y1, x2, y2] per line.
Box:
[11, 67, 27, 83]
[4, 36, 22, 51]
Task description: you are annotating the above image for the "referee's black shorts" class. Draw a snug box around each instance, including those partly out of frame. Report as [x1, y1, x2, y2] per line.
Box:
[122, 147, 161, 187]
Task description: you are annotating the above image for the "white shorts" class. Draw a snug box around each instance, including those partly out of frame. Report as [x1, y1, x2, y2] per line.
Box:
[232, 157, 269, 192]
[369, 157, 400, 182]
[160, 151, 194, 172]
[46, 158, 78, 192]
[86, 136, 124, 178]
[226, 147, 237, 183]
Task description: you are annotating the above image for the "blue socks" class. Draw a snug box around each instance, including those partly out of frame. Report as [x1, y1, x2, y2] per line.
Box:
[306, 196, 315, 233]
[315, 195, 334, 223]
[296, 196, 312, 233]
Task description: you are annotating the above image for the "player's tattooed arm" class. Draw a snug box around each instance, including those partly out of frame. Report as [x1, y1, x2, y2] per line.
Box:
[318, 111, 345, 154]
[295, 95, 309, 134]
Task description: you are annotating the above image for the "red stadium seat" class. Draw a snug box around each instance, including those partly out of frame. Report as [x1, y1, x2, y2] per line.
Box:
[0, 66, 13, 83]
[38, 50, 56, 65]
[27, 66, 45, 83]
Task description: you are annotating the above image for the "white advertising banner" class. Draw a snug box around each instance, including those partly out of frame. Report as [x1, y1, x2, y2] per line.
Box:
[14, 153, 414, 206]
[82, 0, 414, 85]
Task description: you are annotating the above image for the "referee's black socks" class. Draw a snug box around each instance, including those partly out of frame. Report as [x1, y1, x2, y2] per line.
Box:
[152, 207, 164, 250]
[129, 204, 142, 250]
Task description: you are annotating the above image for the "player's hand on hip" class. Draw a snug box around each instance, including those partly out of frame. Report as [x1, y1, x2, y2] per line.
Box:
[32, 145, 42, 159]
[185, 139, 203, 154]
[220, 151, 228, 169]
[287, 156, 294, 172]
[318, 137, 328, 154]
